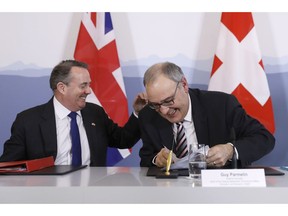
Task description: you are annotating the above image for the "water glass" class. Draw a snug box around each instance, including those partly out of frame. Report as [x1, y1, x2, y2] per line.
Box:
[188, 144, 207, 180]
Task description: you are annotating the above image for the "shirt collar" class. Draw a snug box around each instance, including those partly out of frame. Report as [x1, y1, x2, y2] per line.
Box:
[183, 94, 192, 122]
[53, 97, 81, 120]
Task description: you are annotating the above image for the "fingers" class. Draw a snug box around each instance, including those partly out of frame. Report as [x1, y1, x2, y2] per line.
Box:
[138, 92, 148, 100]
[208, 160, 221, 167]
[206, 144, 233, 167]
[135, 92, 148, 104]
[155, 148, 170, 167]
[133, 92, 148, 114]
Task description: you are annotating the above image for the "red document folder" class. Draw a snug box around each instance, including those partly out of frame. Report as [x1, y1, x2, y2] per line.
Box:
[0, 156, 54, 173]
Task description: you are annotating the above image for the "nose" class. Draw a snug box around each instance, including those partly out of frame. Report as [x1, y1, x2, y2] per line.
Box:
[86, 87, 92, 94]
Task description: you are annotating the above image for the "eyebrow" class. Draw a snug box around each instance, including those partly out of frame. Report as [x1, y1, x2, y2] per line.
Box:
[79, 82, 90, 87]
[149, 81, 180, 104]
[160, 96, 174, 103]
[149, 95, 174, 104]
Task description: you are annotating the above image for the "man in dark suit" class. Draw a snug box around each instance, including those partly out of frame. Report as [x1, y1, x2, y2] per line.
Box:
[0, 60, 145, 166]
[139, 62, 275, 168]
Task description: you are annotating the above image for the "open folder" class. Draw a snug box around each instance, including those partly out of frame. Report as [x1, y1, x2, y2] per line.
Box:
[0, 156, 54, 173]
[0, 156, 88, 175]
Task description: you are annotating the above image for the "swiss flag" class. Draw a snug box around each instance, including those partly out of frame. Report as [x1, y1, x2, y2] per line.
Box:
[74, 12, 130, 165]
[208, 12, 275, 134]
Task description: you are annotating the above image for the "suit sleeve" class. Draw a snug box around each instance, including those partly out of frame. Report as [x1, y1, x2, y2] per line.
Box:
[138, 107, 164, 167]
[101, 108, 141, 149]
[138, 123, 158, 167]
[226, 95, 275, 166]
[0, 113, 27, 162]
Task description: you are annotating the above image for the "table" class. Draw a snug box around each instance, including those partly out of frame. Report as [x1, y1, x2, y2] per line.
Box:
[0, 166, 287, 203]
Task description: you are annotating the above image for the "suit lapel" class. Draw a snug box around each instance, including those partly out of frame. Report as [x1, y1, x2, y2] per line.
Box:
[81, 109, 97, 149]
[81, 107, 99, 165]
[39, 98, 57, 158]
[189, 90, 210, 144]
[156, 117, 174, 150]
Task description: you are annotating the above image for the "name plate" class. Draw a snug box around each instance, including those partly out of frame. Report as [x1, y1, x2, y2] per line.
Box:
[201, 169, 266, 187]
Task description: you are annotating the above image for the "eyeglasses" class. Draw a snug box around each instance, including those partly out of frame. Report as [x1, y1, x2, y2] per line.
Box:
[148, 82, 180, 110]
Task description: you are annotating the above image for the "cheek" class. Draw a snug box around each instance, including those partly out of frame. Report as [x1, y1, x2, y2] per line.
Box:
[66, 90, 79, 101]
[79, 89, 87, 95]
[70, 89, 82, 97]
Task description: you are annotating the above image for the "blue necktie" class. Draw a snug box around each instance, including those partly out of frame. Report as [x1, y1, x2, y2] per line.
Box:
[68, 112, 82, 166]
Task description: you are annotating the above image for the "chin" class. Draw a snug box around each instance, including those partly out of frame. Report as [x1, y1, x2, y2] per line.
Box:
[164, 116, 180, 124]
[79, 102, 86, 109]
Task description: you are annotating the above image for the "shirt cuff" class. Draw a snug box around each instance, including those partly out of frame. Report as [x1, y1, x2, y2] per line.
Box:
[152, 155, 157, 165]
[228, 142, 239, 160]
[133, 111, 138, 118]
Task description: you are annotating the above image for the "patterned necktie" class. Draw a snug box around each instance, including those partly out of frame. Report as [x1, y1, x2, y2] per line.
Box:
[68, 112, 82, 166]
[174, 122, 188, 158]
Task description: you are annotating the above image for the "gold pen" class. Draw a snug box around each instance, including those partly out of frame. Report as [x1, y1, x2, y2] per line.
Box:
[165, 134, 176, 176]
[165, 150, 173, 175]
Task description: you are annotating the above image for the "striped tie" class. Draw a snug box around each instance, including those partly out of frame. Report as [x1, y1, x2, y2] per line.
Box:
[175, 122, 188, 158]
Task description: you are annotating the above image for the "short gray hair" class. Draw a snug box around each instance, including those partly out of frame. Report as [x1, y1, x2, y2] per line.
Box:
[143, 62, 184, 86]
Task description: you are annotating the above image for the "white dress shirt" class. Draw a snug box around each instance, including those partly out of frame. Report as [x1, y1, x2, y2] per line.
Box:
[174, 95, 198, 149]
[171, 95, 198, 162]
[53, 97, 90, 165]
[153, 95, 198, 164]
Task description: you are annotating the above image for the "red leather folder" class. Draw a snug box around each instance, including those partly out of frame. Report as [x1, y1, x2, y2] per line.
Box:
[0, 156, 54, 173]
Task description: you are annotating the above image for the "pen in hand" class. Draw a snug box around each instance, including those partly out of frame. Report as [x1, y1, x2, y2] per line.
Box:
[165, 135, 176, 175]
[165, 150, 173, 175]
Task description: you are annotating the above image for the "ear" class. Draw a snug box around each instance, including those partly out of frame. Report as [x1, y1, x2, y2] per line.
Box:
[181, 77, 189, 92]
[56, 82, 66, 94]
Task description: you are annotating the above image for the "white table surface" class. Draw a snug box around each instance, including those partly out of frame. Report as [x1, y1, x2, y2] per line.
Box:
[0, 166, 287, 203]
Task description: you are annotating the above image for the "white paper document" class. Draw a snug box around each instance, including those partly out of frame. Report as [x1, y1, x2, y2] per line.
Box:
[170, 155, 188, 169]
[165, 145, 210, 170]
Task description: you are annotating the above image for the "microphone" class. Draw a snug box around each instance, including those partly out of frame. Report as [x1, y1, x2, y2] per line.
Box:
[230, 127, 238, 169]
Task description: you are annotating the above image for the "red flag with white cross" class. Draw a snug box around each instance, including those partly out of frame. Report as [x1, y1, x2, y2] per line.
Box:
[208, 12, 275, 133]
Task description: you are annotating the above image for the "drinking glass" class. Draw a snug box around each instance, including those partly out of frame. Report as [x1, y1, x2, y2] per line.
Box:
[188, 144, 207, 180]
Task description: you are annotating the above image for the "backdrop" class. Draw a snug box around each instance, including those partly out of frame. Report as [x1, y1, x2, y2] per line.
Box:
[1, 12, 288, 166]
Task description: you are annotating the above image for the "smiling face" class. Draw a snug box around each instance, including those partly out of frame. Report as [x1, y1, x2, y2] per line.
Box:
[146, 74, 189, 123]
[55, 66, 91, 111]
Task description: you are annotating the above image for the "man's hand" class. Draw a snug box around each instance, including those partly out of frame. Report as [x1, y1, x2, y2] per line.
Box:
[206, 144, 234, 167]
[133, 92, 147, 116]
[155, 148, 170, 168]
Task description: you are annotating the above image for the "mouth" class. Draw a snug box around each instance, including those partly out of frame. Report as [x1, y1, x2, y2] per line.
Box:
[80, 95, 87, 101]
[167, 108, 177, 117]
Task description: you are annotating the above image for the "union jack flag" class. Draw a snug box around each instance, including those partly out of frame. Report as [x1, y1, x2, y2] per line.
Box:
[74, 12, 130, 166]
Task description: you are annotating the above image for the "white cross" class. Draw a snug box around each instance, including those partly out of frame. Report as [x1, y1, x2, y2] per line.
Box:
[208, 24, 270, 106]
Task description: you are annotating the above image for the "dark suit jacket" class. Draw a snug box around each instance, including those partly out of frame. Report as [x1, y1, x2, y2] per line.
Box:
[138, 89, 275, 167]
[0, 98, 140, 166]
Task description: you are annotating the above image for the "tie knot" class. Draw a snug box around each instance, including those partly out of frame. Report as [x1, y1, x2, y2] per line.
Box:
[68, 112, 77, 120]
[176, 122, 183, 128]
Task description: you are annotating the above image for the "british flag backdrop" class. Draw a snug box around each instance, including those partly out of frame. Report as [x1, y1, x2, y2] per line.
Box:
[208, 12, 275, 134]
[74, 12, 130, 166]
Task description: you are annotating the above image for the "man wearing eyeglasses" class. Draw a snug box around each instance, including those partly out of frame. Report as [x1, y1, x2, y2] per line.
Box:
[138, 62, 275, 168]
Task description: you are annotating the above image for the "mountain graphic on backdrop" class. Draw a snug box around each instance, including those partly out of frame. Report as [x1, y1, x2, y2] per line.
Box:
[121, 54, 212, 70]
[262, 56, 288, 73]
[0, 61, 51, 77]
[0, 54, 288, 79]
